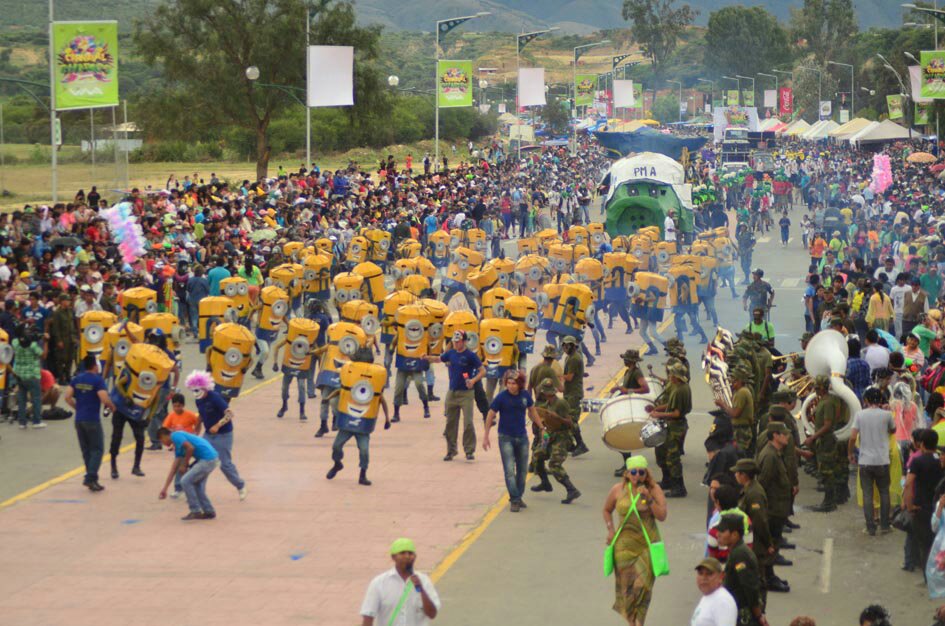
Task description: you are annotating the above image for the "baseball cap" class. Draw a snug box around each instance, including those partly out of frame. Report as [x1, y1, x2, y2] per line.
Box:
[695, 557, 723, 574]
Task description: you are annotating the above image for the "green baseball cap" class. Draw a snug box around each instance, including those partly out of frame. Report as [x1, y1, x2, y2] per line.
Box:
[389, 537, 416, 555]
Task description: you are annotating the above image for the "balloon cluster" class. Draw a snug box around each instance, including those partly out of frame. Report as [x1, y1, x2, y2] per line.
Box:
[870, 154, 892, 194]
[101, 201, 146, 264]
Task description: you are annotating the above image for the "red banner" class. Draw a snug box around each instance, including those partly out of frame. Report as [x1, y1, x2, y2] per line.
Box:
[779, 88, 793, 116]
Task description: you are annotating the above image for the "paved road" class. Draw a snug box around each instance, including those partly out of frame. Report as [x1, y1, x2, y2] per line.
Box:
[434, 225, 941, 626]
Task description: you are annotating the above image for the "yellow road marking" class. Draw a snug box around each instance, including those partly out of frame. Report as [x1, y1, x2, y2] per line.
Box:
[0, 375, 280, 511]
[430, 365, 625, 583]
[657, 313, 675, 334]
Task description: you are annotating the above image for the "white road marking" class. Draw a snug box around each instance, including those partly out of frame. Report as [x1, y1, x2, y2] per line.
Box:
[820, 537, 833, 593]
[781, 278, 801, 287]
[759, 237, 771, 243]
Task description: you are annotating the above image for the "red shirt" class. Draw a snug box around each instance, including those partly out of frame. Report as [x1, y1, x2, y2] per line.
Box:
[40, 369, 55, 393]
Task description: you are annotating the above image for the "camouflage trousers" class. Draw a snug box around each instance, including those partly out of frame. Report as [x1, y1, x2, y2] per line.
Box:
[655, 419, 688, 480]
[815, 434, 840, 485]
[564, 393, 583, 438]
[531, 430, 572, 481]
[733, 424, 754, 456]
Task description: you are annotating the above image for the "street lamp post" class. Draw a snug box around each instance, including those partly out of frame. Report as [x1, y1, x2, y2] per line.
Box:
[517, 27, 558, 161]
[826, 61, 855, 117]
[735, 75, 755, 108]
[876, 54, 913, 138]
[902, 3, 940, 48]
[797, 66, 823, 118]
[667, 79, 682, 122]
[48, 0, 58, 202]
[722, 76, 739, 105]
[697, 78, 714, 113]
[571, 40, 611, 154]
[435, 13, 490, 172]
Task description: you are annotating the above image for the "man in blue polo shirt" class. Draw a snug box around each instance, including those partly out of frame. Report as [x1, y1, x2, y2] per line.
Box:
[158, 427, 220, 520]
[190, 373, 247, 501]
[64, 355, 116, 492]
[425, 330, 484, 462]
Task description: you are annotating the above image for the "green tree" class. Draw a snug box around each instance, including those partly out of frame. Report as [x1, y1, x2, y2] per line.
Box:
[134, 0, 384, 179]
[541, 94, 570, 134]
[704, 6, 791, 79]
[652, 93, 679, 124]
[790, 0, 858, 66]
[622, 0, 697, 79]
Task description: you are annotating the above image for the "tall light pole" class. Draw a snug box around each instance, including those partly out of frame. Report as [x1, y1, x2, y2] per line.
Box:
[48, 0, 58, 202]
[722, 76, 739, 105]
[611, 54, 633, 120]
[697, 78, 714, 112]
[826, 61, 855, 116]
[797, 66, 823, 118]
[667, 79, 682, 121]
[435, 12, 490, 172]
[757, 72, 777, 112]
[517, 27, 558, 161]
[572, 39, 611, 154]
[902, 3, 940, 48]
[876, 53, 913, 138]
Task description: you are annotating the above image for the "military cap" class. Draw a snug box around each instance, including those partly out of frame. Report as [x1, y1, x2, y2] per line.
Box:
[730, 458, 759, 474]
[668, 363, 689, 381]
[541, 345, 558, 359]
[771, 389, 797, 404]
[537, 378, 558, 395]
[561, 335, 578, 346]
[620, 349, 642, 361]
[766, 422, 790, 436]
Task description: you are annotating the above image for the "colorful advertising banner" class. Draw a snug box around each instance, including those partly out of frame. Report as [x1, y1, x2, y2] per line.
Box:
[742, 90, 754, 107]
[920, 50, 945, 99]
[886, 95, 904, 120]
[712, 106, 760, 142]
[633, 83, 643, 108]
[574, 74, 595, 106]
[916, 102, 931, 125]
[819, 100, 832, 119]
[52, 21, 119, 111]
[437, 60, 473, 108]
[778, 88, 793, 116]
[726, 90, 739, 106]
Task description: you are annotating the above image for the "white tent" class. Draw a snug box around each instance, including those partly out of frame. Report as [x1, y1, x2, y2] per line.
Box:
[848, 119, 912, 145]
[803, 120, 839, 139]
[828, 117, 872, 139]
[758, 118, 782, 131]
[784, 119, 811, 136]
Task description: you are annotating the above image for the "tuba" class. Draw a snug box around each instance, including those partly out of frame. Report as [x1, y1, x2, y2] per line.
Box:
[796, 330, 861, 442]
[702, 327, 735, 407]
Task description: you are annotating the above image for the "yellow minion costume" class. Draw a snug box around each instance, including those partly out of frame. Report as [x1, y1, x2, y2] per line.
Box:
[271, 318, 321, 420]
[391, 303, 431, 420]
[313, 321, 368, 438]
[327, 360, 390, 486]
[208, 322, 255, 399]
[250, 285, 290, 380]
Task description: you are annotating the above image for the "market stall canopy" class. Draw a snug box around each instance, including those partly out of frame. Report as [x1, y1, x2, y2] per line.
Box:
[497, 112, 519, 125]
[848, 119, 911, 145]
[802, 120, 839, 139]
[828, 117, 871, 139]
[783, 119, 811, 136]
[758, 118, 783, 131]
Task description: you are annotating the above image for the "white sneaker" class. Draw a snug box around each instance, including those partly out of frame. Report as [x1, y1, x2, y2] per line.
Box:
[31, 422, 46, 429]
[170, 490, 183, 499]
[18, 423, 27, 429]
[239, 486, 248, 501]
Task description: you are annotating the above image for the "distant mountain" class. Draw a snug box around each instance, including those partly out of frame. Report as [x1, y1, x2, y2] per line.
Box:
[0, 0, 901, 33]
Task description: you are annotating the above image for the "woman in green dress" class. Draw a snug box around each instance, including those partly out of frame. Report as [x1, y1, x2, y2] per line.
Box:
[602, 455, 668, 625]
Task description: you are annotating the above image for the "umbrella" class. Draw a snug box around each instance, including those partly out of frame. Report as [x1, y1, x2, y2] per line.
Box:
[907, 151, 936, 164]
[248, 229, 277, 242]
[931, 162, 945, 174]
[50, 236, 82, 247]
[875, 328, 901, 352]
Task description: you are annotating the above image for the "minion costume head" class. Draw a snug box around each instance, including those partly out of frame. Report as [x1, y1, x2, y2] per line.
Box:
[550, 283, 594, 338]
[481, 286, 513, 320]
[586, 222, 605, 254]
[629, 234, 654, 268]
[140, 312, 182, 359]
[353, 261, 387, 307]
[449, 228, 464, 251]
[105, 321, 145, 379]
[365, 228, 392, 267]
[444, 247, 483, 294]
[220, 276, 252, 325]
[394, 303, 431, 371]
[479, 318, 519, 379]
[315, 237, 335, 265]
[574, 258, 604, 298]
[548, 243, 575, 275]
[653, 241, 676, 273]
[402, 274, 431, 298]
[381, 290, 417, 345]
[282, 318, 320, 376]
[427, 230, 452, 268]
[208, 322, 255, 398]
[256, 285, 290, 342]
[628, 271, 669, 323]
[538, 282, 565, 331]
[535, 229, 560, 254]
[283, 241, 304, 262]
[270, 263, 304, 313]
[303, 252, 332, 302]
[392, 258, 417, 290]
[468, 265, 498, 298]
[316, 321, 368, 389]
[341, 299, 381, 338]
[198, 296, 238, 353]
[514, 255, 549, 299]
[79, 310, 117, 367]
[611, 235, 631, 252]
[335, 361, 388, 434]
[420, 299, 450, 356]
[712, 237, 736, 267]
[414, 257, 437, 282]
[488, 257, 515, 289]
[464, 228, 487, 255]
[568, 225, 588, 247]
[397, 239, 422, 259]
[110, 343, 175, 421]
[505, 295, 540, 355]
[602, 253, 640, 302]
[333, 272, 365, 310]
[516, 237, 539, 257]
[665, 263, 699, 309]
[121, 286, 158, 322]
[679, 254, 718, 300]
[346, 235, 369, 265]
[444, 310, 480, 352]
[690, 240, 713, 257]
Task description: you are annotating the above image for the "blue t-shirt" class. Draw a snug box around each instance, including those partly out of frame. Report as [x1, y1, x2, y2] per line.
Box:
[196, 390, 232, 434]
[207, 267, 231, 296]
[440, 348, 482, 391]
[490, 389, 533, 437]
[70, 371, 107, 423]
[22, 305, 49, 331]
[171, 431, 219, 461]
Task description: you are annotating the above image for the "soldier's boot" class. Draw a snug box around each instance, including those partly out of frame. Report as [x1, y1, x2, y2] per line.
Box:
[558, 476, 581, 504]
[326, 460, 343, 479]
[314, 420, 329, 438]
[427, 384, 440, 402]
[665, 477, 688, 498]
[251, 362, 264, 380]
[358, 468, 371, 486]
[392, 406, 401, 423]
[836, 480, 850, 505]
[423, 402, 431, 419]
[110, 457, 119, 480]
[571, 428, 589, 457]
[530, 466, 553, 492]
[810, 485, 837, 512]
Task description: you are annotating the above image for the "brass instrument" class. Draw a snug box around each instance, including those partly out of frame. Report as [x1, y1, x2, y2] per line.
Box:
[771, 351, 802, 362]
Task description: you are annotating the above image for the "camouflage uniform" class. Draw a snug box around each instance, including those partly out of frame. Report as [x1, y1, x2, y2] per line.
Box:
[813, 393, 843, 488]
[532, 395, 574, 481]
[562, 341, 585, 447]
[654, 365, 692, 495]
[729, 369, 755, 455]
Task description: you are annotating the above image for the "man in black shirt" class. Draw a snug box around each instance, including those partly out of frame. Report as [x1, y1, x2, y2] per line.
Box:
[904, 428, 943, 577]
[718, 514, 768, 626]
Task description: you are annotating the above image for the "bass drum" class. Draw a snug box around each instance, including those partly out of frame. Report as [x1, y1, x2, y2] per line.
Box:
[600, 395, 659, 452]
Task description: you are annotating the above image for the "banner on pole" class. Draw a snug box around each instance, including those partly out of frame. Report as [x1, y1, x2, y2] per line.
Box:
[742, 90, 754, 107]
[574, 74, 595, 106]
[52, 21, 119, 111]
[307, 46, 354, 107]
[517, 67, 546, 107]
[916, 102, 931, 125]
[839, 109, 850, 123]
[819, 100, 832, 119]
[778, 88, 793, 116]
[437, 60, 473, 108]
[886, 94, 904, 120]
[498, 102, 507, 113]
[633, 84, 643, 109]
[763, 89, 776, 108]
[910, 65, 934, 104]
[613, 80, 635, 107]
[920, 51, 945, 98]
[726, 90, 739, 106]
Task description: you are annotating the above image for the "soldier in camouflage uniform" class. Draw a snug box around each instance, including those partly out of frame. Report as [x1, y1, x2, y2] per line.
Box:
[649, 362, 692, 497]
[529, 379, 581, 504]
[560, 336, 588, 457]
[716, 364, 755, 456]
[613, 349, 650, 476]
[804, 375, 841, 512]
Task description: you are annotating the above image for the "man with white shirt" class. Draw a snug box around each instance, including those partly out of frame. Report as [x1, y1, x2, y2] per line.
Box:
[862, 330, 890, 372]
[872, 256, 897, 282]
[888, 273, 910, 338]
[361, 538, 440, 626]
[665, 209, 677, 243]
[691, 557, 737, 626]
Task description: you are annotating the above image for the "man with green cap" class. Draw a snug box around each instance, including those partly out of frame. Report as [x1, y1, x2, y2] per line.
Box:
[715, 365, 755, 455]
[561, 335, 588, 457]
[648, 362, 692, 497]
[732, 458, 784, 595]
[530, 378, 581, 504]
[756, 421, 793, 572]
[360, 537, 441, 625]
[804, 375, 843, 512]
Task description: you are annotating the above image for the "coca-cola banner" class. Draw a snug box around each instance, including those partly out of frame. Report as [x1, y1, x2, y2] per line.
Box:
[778, 87, 793, 116]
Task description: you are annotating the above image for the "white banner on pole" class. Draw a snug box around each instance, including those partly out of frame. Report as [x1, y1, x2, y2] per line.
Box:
[910, 65, 934, 104]
[763, 89, 776, 108]
[704, 103, 711, 114]
[613, 80, 635, 107]
[819, 100, 832, 118]
[839, 109, 850, 123]
[517, 67, 546, 107]
[306, 46, 354, 107]
[498, 102, 507, 113]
